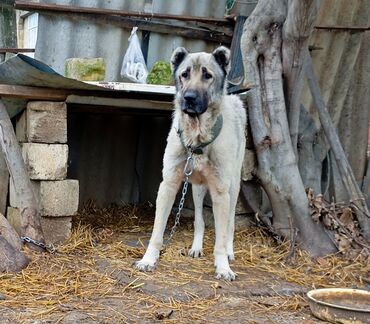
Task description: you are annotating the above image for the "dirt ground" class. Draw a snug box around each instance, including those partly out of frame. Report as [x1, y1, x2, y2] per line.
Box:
[0, 204, 368, 323]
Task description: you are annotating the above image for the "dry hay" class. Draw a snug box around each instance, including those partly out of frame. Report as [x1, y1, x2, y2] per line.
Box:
[0, 202, 369, 322]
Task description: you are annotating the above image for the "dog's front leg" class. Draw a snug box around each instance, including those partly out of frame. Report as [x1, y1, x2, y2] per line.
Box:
[210, 188, 236, 281]
[189, 184, 207, 258]
[134, 178, 181, 271]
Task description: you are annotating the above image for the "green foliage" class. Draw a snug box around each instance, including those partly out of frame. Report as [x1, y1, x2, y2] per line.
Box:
[147, 61, 173, 85]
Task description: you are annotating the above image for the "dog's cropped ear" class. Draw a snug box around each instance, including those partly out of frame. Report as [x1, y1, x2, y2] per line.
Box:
[171, 47, 188, 74]
[212, 46, 230, 75]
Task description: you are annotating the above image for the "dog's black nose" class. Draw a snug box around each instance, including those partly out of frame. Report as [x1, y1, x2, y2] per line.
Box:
[184, 91, 197, 104]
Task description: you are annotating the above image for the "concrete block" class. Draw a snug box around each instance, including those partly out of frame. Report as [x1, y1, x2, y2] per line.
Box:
[16, 101, 67, 144]
[38, 180, 79, 216]
[41, 216, 72, 245]
[22, 143, 68, 180]
[65, 58, 105, 81]
[7, 207, 22, 235]
[6, 207, 72, 245]
[10, 179, 79, 216]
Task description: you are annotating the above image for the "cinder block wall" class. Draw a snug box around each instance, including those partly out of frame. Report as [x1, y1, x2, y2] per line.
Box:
[8, 101, 79, 245]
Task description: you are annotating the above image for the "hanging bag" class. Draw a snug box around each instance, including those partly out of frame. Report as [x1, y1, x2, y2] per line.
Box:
[120, 27, 148, 83]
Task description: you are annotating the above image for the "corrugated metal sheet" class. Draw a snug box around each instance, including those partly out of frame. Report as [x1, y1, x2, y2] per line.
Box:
[35, 0, 227, 80]
[302, 0, 370, 184]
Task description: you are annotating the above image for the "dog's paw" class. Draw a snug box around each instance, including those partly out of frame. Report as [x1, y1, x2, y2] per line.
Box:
[133, 259, 156, 272]
[188, 248, 204, 258]
[215, 268, 237, 281]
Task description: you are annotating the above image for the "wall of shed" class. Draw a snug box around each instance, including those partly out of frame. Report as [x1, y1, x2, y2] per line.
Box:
[35, 0, 227, 81]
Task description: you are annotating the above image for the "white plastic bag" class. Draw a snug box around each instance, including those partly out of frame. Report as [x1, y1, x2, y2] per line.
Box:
[120, 27, 148, 83]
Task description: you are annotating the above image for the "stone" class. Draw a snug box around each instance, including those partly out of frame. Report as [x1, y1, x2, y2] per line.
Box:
[10, 179, 79, 216]
[16, 101, 67, 144]
[21, 143, 68, 180]
[6, 207, 72, 245]
[65, 58, 105, 81]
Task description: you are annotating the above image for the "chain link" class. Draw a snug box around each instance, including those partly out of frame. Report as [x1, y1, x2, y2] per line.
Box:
[164, 151, 194, 246]
[21, 236, 55, 253]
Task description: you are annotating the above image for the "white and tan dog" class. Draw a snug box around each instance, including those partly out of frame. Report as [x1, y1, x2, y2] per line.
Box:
[134, 46, 246, 280]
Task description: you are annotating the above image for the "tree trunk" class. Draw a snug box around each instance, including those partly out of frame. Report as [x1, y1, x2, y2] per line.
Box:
[282, 0, 321, 157]
[240, 0, 336, 256]
[0, 99, 45, 249]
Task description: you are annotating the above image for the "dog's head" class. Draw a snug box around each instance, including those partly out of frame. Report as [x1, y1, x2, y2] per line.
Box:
[170, 46, 230, 117]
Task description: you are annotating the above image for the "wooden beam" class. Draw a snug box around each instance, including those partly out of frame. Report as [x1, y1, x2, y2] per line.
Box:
[15, 1, 232, 25]
[314, 25, 370, 32]
[0, 48, 35, 53]
[0, 84, 69, 101]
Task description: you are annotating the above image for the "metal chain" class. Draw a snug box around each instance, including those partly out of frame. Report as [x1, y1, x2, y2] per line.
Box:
[21, 236, 55, 253]
[164, 151, 194, 246]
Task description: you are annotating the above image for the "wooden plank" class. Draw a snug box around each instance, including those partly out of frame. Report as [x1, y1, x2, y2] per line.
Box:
[66, 95, 173, 111]
[0, 84, 174, 102]
[85, 82, 175, 95]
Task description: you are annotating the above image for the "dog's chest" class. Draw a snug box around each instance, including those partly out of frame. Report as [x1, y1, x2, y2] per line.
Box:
[189, 154, 216, 185]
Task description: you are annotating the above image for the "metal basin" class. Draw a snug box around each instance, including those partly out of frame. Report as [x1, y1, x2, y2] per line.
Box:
[307, 288, 370, 323]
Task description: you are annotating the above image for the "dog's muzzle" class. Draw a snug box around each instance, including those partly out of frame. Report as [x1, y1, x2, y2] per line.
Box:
[181, 90, 208, 116]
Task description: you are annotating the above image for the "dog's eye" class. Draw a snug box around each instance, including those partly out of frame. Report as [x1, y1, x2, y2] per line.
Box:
[204, 72, 213, 80]
[181, 71, 189, 78]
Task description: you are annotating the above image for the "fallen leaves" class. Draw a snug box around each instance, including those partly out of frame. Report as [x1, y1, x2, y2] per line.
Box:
[307, 188, 370, 259]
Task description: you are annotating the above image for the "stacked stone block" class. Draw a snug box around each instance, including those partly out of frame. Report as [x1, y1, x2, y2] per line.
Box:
[7, 101, 79, 245]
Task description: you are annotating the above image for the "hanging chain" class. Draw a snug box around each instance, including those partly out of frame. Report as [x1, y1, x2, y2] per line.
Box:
[164, 151, 194, 246]
[21, 236, 55, 253]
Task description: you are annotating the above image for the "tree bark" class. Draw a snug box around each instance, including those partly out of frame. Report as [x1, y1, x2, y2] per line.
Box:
[0, 99, 45, 248]
[241, 0, 336, 256]
[282, 0, 321, 157]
